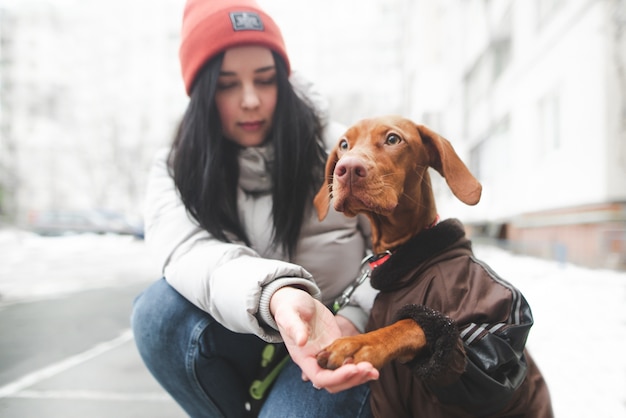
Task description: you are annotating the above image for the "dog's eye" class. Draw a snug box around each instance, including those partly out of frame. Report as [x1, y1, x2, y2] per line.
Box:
[339, 139, 349, 150]
[385, 134, 402, 145]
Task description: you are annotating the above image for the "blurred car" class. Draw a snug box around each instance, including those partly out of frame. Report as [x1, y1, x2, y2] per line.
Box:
[26, 209, 144, 239]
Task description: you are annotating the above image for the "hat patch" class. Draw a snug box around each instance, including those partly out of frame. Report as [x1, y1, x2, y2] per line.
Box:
[230, 12, 264, 31]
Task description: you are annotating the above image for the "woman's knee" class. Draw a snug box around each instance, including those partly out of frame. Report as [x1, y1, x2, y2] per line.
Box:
[131, 279, 210, 368]
[130, 279, 262, 417]
[132, 279, 173, 350]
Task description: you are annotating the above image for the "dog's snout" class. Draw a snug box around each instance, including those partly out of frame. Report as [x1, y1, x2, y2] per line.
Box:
[335, 157, 367, 182]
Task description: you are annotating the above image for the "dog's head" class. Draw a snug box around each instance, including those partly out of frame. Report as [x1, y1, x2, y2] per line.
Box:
[313, 116, 482, 221]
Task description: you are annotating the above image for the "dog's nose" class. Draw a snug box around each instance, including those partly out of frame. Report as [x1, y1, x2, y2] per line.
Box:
[335, 157, 368, 183]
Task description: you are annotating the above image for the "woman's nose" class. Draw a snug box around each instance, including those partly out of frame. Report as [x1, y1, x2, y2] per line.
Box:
[241, 84, 260, 109]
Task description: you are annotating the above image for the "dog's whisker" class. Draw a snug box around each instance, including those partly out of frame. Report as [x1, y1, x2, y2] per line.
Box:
[400, 192, 420, 206]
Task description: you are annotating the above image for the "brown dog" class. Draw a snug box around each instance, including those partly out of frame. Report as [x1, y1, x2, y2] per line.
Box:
[313, 116, 552, 417]
[314, 116, 481, 370]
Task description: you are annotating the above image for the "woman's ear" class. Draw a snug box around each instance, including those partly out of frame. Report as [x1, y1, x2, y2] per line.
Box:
[416, 124, 482, 206]
[313, 146, 340, 221]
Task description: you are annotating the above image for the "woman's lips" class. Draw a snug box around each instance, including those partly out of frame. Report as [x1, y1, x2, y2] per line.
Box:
[239, 120, 264, 131]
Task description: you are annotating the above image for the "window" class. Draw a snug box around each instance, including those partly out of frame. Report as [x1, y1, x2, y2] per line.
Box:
[470, 116, 510, 183]
[537, 0, 565, 29]
[537, 90, 561, 154]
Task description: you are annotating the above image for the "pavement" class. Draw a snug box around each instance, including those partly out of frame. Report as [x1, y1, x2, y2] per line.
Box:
[0, 281, 187, 418]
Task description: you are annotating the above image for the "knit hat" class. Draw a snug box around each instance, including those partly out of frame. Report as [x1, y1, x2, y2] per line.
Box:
[179, 0, 290, 95]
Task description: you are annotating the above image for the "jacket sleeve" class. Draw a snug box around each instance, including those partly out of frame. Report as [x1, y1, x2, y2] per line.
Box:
[403, 258, 533, 415]
[429, 311, 532, 415]
[440, 298, 532, 414]
[143, 149, 321, 342]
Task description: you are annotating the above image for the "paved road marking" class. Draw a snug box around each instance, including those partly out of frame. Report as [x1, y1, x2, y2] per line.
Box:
[12, 389, 170, 402]
[0, 329, 133, 398]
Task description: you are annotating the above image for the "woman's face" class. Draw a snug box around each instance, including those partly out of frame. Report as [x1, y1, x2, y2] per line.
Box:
[215, 46, 278, 147]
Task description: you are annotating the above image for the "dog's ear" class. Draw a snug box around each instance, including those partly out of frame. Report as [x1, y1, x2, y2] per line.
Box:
[416, 124, 482, 205]
[313, 145, 340, 221]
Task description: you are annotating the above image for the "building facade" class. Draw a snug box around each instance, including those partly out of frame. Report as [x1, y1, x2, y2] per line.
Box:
[408, 0, 626, 269]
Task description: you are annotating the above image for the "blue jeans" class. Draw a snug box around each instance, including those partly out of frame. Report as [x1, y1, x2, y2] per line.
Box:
[131, 278, 372, 418]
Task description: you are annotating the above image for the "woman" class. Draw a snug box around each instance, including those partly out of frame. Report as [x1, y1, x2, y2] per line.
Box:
[131, 0, 378, 416]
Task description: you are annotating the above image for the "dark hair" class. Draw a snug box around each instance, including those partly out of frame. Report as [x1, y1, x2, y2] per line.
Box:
[168, 52, 326, 259]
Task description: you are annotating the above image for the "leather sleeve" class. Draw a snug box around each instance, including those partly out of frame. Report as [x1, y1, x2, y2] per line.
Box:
[427, 325, 531, 415]
[426, 257, 534, 415]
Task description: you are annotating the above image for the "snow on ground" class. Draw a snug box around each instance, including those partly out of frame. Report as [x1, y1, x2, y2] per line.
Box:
[0, 228, 159, 304]
[0, 229, 625, 417]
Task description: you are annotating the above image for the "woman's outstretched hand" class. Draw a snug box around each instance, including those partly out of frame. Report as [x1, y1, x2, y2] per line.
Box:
[270, 286, 379, 393]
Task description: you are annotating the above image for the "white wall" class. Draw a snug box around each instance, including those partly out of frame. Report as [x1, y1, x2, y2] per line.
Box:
[425, 0, 625, 223]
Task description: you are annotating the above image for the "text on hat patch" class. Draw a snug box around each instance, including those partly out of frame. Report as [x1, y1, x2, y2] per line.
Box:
[230, 12, 264, 31]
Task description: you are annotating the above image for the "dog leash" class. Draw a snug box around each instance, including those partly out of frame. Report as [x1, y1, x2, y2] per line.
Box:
[332, 251, 391, 313]
[245, 250, 394, 414]
[332, 215, 439, 312]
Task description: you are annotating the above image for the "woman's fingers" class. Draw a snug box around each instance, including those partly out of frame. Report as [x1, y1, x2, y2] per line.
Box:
[309, 362, 379, 393]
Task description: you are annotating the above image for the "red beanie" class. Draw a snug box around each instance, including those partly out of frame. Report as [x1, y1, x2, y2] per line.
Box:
[179, 0, 290, 95]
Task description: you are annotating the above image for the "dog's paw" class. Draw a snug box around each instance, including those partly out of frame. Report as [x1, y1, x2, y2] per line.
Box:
[316, 335, 380, 370]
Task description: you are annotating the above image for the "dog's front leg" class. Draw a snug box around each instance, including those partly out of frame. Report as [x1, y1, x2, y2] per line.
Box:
[316, 319, 427, 370]
[318, 304, 464, 383]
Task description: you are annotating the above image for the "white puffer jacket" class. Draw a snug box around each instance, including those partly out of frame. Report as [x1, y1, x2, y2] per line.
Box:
[144, 75, 377, 342]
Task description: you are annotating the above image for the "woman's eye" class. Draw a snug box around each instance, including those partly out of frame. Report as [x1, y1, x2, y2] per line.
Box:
[339, 139, 349, 150]
[256, 76, 276, 86]
[385, 134, 402, 145]
[217, 82, 237, 90]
